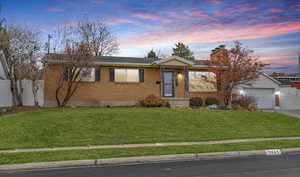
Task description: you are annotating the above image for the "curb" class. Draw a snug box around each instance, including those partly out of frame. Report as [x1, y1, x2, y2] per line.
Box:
[1, 148, 300, 172]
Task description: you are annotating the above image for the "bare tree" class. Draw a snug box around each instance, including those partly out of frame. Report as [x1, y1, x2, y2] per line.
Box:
[47, 20, 118, 107]
[52, 42, 93, 107]
[0, 25, 40, 106]
[212, 41, 266, 106]
[77, 20, 119, 56]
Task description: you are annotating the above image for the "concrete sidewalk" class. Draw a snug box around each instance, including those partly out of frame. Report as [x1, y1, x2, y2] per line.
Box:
[276, 110, 300, 119]
[1, 136, 300, 154]
[1, 147, 300, 172]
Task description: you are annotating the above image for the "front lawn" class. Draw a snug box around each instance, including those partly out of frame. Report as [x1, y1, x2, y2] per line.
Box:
[1, 108, 300, 150]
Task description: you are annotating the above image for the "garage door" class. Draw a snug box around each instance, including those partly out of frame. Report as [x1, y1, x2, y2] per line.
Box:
[244, 88, 274, 109]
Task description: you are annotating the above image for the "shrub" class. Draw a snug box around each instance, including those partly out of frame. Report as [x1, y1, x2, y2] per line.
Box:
[232, 96, 256, 109]
[190, 97, 203, 107]
[205, 97, 219, 106]
[232, 104, 244, 111]
[141, 95, 166, 107]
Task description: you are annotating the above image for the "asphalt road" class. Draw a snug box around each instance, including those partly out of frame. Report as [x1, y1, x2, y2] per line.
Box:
[2, 154, 300, 177]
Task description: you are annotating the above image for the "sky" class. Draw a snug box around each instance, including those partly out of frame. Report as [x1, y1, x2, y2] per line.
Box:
[1, 0, 300, 74]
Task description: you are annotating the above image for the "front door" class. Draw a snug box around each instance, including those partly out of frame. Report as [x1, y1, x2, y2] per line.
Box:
[163, 71, 174, 97]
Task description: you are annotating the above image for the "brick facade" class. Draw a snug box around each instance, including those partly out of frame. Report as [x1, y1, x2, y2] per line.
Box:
[44, 64, 224, 107]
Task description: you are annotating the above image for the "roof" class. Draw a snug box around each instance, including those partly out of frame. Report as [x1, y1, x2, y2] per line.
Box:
[44, 54, 218, 67]
[276, 79, 291, 85]
[261, 73, 282, 85]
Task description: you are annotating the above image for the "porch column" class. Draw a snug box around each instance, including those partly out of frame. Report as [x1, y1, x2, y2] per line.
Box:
[184, 66, 189, 98]
[160, 66, 164, 97]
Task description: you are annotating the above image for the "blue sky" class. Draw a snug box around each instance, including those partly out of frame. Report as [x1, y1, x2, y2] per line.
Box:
[1, 0, 300, 73]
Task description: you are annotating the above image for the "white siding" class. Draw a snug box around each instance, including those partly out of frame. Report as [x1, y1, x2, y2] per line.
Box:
[235, 73, 300, 110]
[0, 80, 44, 107]
[0, 80, 13, 107]
[279, 87, 300, 110]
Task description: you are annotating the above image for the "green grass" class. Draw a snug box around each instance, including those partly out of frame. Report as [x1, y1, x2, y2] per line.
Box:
[1, 108, 300, 150]
[2, 140, 300, 165]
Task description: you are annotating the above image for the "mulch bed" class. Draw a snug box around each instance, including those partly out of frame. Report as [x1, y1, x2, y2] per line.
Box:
[0, 106, 41, 117]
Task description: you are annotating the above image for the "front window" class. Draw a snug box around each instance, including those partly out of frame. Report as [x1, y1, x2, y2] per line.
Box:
[189, 71, 217, 92]
[115, 69, 139, 82]
[77, 67, 95, 82]
[69, 67, 96, 82]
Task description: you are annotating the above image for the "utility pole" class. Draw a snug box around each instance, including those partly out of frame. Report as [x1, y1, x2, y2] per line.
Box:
[47, 34, 52, 54]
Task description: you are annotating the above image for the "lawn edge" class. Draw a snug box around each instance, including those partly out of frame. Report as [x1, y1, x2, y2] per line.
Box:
[2, 136, 300, 152]
[1, 147, 300, 172]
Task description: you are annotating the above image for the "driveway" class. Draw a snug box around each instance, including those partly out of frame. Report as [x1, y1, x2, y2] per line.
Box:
[275, 110, 300, 119]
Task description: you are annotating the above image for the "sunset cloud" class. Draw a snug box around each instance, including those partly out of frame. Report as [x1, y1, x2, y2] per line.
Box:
[4, 0, 300, 73]
[208, 0, 223, 5]
[187, 10, 212, 19]
[267, 8, 283, 13]
[213, 3, 258, 16]
[119, 22, 300, 47]
[132, 12, 160, 21]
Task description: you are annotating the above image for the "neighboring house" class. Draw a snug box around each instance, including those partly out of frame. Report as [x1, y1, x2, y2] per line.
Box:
[44, 55, 225, 108]
[235, 73, 300, 110]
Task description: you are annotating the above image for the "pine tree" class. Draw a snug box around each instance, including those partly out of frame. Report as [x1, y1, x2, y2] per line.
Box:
[172, 42, 195, 60]
[147, 50, 158, 59]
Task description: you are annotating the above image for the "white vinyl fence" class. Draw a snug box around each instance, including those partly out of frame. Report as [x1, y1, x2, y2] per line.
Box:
[0, 80, 44, 107]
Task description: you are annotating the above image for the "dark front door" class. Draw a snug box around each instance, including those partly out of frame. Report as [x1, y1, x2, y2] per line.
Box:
[163, 71, 174, 97]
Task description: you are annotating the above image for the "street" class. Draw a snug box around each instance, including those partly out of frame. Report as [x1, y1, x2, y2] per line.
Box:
[1, 154, 300, 177]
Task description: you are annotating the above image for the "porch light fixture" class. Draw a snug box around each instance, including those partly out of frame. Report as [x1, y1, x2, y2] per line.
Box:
[177, 73, 183, 80]
[239, 89, 245, 95]
[275, 91, 280, 96]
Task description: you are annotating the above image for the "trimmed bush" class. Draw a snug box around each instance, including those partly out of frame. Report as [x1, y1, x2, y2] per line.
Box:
[141, 95, 166, 107]
[232, 96, 256, 109]
[205, 97, 219, 106]
[190, 97, 203, 107]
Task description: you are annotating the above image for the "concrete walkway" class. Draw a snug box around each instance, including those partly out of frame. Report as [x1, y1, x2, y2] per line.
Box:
[1, 137, 300, 154]
[276, 110, 300, 119]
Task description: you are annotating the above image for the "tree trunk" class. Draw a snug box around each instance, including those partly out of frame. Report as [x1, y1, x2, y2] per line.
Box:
[10, 79, 17, 106]
[32, 80, 39, 106]
[10, 80, 23, 106]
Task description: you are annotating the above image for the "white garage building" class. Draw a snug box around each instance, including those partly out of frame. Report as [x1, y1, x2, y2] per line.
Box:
[235, 73, 300, 110]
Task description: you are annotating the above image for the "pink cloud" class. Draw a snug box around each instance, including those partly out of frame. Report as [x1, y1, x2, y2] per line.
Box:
[103, 17, 164, 30]
[103, 18, 139, 25]
[131, 12, 173, 23]
[208, 0, 222, 4]
[119, 22, 300, 47]
[161, 18, 173, 23]
[257, 51, 298, 67]
[214, 4, 258, 16]
[267, 8, 283, 13]
[248, 13, 261, 18]
[168, 11, 188, 19]
[132, 12, 160, 21]
[187, 10, 212, 19]
[45, 7, 64, 12]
